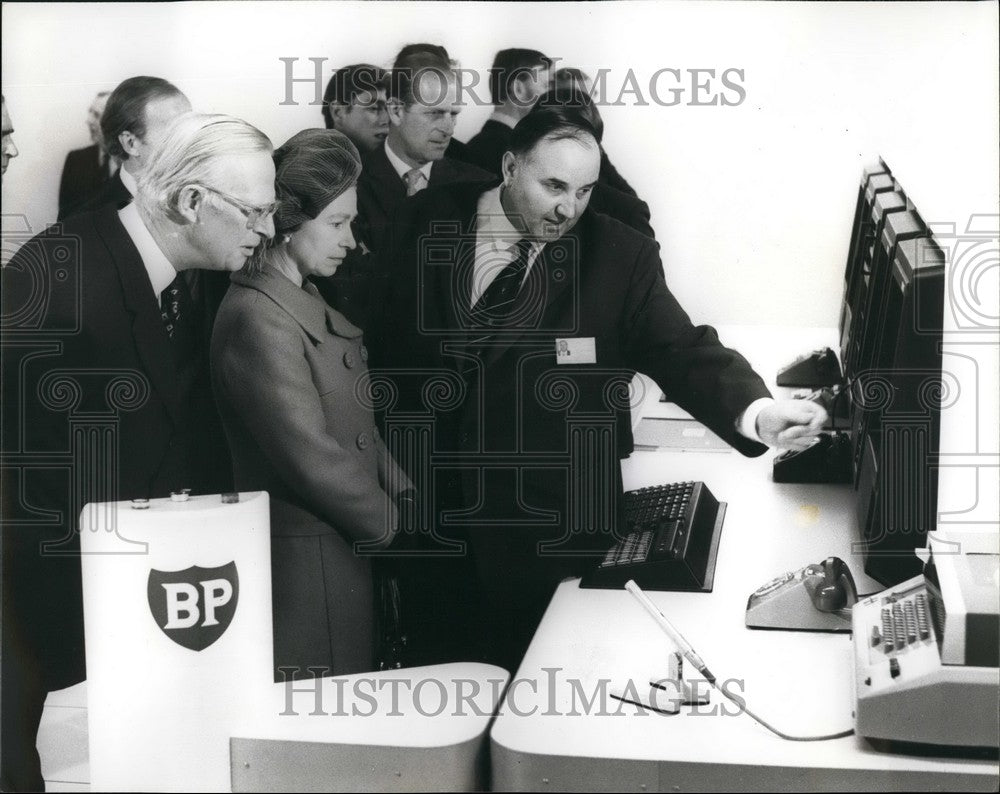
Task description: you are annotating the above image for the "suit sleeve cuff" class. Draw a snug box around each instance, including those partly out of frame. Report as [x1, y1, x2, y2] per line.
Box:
[736, 398, 774, 444]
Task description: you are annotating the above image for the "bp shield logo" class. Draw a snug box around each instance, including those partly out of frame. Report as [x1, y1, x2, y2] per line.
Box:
[147, 562, 239, 651]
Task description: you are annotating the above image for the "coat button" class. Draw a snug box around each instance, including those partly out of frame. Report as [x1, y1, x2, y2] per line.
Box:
[356, 432, 370, 450]
[343, 351, 356, 369]
[360, 345, 369, 362]
[372, 425, 380, 442]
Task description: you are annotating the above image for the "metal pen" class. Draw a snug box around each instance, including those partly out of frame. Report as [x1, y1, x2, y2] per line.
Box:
[625, 579, 716, 684]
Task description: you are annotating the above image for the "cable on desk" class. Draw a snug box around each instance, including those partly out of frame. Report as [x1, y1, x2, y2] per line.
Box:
[626, 581, 856, 742]
[710, 679, 854, 742]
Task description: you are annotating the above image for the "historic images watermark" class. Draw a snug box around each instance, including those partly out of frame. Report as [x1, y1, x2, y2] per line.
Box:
[279, 58, 747, 108]
[277, 666, 748, 718]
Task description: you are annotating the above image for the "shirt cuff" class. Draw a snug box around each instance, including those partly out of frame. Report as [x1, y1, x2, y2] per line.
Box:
[736, 397, 775, 444]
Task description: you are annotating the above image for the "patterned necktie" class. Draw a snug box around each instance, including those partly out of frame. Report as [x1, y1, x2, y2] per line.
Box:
[402, 167, 427, 197]
[160, 272, 193, 343]
[471, 239, 533, 327]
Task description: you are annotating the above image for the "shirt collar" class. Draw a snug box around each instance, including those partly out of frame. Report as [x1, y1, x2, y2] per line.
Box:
[384, 139, 433, 182]
[475, 185, 544, 256]
[119, 165, 138, 197]
[117, 202, 178, 297]
[489, 109, 520, 130]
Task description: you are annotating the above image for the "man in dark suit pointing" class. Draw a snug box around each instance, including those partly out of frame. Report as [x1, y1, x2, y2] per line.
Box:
[377, 105, 827, 670]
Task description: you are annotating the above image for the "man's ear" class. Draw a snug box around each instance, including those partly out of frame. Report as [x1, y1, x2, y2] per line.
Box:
[331, 103, 348, 126]
[501, 150, 518, 185]
[511, 74, 533, 107]
[174, 184, 204, 224]
[386, 98, 405, 128]
[118, 130, 141, 159]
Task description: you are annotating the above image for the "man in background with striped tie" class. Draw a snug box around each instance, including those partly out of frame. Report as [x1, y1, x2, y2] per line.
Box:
[320, 46, 489, 334]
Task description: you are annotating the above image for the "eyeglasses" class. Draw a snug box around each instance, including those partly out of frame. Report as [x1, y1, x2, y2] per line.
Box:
[195, 184, 280, 230]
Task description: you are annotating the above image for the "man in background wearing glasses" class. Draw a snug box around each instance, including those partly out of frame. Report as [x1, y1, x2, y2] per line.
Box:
[0, 112, 276, 791]
[322, 63, 391, 154]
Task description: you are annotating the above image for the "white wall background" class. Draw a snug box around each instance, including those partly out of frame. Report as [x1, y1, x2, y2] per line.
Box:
[2, 1, 998, 330]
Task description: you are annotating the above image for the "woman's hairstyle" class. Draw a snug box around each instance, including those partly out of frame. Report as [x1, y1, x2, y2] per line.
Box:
[136, 113, 272, 221]
[242, 128, 361, 277]
[271, 128, 361, 236]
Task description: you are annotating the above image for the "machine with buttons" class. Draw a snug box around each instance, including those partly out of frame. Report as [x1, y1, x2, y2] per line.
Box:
[579, 480, 725, 591]
[852, 540, 999, 748]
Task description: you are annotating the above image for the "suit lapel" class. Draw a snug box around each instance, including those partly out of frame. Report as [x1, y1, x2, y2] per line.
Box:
[429, 157, 459, 188]
[110, 171, 133, 210]
[361, 147, 406, 229]
[430, 189, 481, 370]
[95, 208, 187, 427]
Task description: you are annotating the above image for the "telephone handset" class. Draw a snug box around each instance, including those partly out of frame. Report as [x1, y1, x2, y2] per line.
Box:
[745, 557, 858, 632]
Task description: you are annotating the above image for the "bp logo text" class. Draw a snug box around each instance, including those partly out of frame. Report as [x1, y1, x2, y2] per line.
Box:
[147, 562, 239, 651]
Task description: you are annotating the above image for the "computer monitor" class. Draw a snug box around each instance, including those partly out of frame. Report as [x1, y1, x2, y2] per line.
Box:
[839, 165, 897, 367]
[848, 207, 929, 477]
[842, 195, 922, 385]
[853, 235, 945, 585]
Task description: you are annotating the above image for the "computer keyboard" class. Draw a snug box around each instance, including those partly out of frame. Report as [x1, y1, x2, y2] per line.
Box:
[579, 481, 725, 592]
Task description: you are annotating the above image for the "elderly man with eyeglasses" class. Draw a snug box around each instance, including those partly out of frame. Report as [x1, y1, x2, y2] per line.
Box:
[0, 112, 276, 791]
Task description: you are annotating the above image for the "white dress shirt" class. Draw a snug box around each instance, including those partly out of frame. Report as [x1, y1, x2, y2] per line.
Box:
[470, 185, 544, 308]
[119, 165, 138, 198]
[117, 202, 178, 298]
[384, 140, 433, 185]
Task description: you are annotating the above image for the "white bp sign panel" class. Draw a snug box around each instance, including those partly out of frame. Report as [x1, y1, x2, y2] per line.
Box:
[80, 491, 272, 792]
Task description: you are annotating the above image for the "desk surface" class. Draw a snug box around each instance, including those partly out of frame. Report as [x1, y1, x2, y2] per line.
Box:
[490, 326, 1000, 792]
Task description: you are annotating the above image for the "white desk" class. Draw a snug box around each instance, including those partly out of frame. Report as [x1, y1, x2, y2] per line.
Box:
[490, 326, 1000, 792]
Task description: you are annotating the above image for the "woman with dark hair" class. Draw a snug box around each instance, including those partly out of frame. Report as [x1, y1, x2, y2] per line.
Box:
[211, 128, 414, 678]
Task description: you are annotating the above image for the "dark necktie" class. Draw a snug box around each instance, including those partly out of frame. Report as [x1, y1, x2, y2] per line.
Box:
[471, 239, 533, 327]
[160, 272, 195, 350]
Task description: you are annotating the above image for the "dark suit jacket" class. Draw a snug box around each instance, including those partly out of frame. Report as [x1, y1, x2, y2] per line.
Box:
[377, 180, 770, 550]
[373, 180, 771, 667]
[313, 146, 491, 334]
[356, 144, 493, 254]
[465, 119, 512, 173]
[445, 136, 470, 163]
[599, 150, 639, 198]
[66, 170, 132, 218]
[462, 118, 655, 240]
[1, 206, 232, 689]
[58, 145, 111, 220]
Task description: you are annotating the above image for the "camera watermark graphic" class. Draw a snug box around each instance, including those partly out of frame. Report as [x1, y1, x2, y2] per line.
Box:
[848, 214, 998, 558]
[2, 214, 150, 556]
[353, 218, 647, 558]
